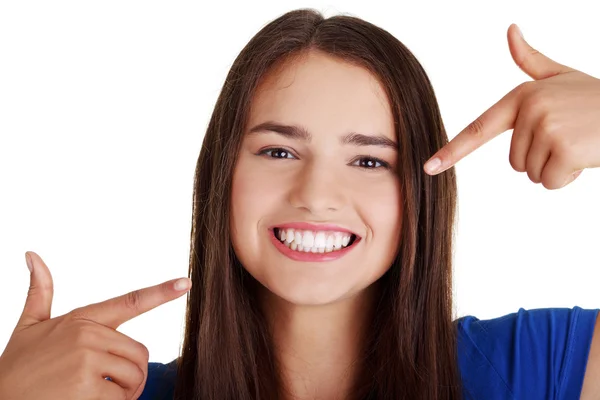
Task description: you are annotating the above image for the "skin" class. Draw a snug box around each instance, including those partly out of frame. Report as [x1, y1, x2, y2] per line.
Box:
[425, 24, 600, 397]
[230, 50, 402, 399]
[232, 24, 600, 398]
[424, 24, 600, 188]
[6, 24, 599, 400]
[0, 251, 191, 400]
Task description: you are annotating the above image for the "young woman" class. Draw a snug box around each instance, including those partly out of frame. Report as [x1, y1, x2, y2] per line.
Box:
[2, 8, 600, 400]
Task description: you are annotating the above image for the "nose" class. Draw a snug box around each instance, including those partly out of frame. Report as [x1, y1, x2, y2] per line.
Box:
[287, 159, 346, 215]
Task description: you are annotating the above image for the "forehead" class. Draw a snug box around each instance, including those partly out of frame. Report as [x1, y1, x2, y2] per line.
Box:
[248, 51, 394, 137]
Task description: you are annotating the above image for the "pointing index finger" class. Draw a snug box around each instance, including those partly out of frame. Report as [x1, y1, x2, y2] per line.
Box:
[70, 277, 191, 330]
[424, 84, 525, 175]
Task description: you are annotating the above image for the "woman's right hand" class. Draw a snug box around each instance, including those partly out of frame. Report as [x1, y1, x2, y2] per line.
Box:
[0, 252, 191, 400]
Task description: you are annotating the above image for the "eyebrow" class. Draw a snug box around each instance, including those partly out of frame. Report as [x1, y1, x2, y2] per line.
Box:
[247, 121, 398, 150]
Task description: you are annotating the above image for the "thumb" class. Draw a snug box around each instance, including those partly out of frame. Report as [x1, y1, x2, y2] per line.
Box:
[16, 251, 54, 328]
[507, 23, 575, 80]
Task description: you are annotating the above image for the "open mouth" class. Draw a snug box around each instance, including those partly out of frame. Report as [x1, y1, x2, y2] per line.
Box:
[272, 227, 358, 253]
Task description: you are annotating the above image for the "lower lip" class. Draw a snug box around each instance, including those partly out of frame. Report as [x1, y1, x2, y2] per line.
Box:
[269, 229, 360, 262]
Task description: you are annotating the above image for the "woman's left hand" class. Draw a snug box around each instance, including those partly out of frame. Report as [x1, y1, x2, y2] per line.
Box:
[424, 24, 600, 190]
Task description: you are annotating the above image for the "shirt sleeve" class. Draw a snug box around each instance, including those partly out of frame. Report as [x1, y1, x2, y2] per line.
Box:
[457, 306, 599, 400]
[138, 359, 177, 400]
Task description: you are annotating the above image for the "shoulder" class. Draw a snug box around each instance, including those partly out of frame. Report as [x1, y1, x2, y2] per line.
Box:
[139, 358, 178, 400]
[455, 306, 600, 400]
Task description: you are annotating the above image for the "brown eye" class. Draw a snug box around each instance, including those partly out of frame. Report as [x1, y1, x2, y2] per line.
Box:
[258, 147, 295, 159]
[352, 156, 389, 170]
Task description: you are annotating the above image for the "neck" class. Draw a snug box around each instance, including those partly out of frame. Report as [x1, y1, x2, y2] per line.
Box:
[259, 282, 379, 400]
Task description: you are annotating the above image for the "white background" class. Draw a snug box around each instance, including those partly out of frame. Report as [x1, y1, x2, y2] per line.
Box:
[1, 0, 599, 364]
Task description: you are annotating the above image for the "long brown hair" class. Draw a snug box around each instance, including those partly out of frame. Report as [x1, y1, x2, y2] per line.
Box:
[174, 8, 463, 400]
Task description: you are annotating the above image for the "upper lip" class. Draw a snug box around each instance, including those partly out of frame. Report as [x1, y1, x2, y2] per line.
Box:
[269, 222, 360, 237]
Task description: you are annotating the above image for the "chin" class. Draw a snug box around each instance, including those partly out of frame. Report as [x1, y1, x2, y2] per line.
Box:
[258, 274, 366, 307]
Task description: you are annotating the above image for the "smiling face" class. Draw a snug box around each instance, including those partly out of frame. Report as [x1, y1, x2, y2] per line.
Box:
[230, 50, 402, 306]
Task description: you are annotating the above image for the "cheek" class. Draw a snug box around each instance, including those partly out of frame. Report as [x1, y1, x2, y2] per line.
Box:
[354, 178, 403, 261]
[230, 155, 289, 262]
[355, 175, 401, 225]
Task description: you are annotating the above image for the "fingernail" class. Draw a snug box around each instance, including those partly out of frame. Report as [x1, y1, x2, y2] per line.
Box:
[174, 278, 191, 291]
[25, 252, 33, 273]
[424, 157, 442, 174]
[561, 172, 578, 188]
[515, 24, 523, 39]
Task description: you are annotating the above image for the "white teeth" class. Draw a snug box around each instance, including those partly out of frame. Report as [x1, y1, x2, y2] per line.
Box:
[334, 232, 343, 249]
[285, 228, 294, 243]
[295, 231, 302, 245]
[302, 231, 314, 248]
[342, 235, 350, 247]
[275, 228, 355, 253]
[314, 231, 326, 248]
[325, 234, 334, 249]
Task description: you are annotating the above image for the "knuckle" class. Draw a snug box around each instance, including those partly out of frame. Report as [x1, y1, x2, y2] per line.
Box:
[124, 290, 143, 312]
[74, 347, 97, 369]
[528, 89, 551, 112]
[537, 115, 559, 138]
[518, 97, 537, 120]
[73, 324, 99, 347]
[137, 342, 150, 361]
[27, 281, 53, 298]
[68, 306, 92, 321]
[554, 139, 575, 160]
[134, 364, 146, 385]
[515, 81, 534, 95]
[464, 118, 485, 140]
[128, 337, 150, 361]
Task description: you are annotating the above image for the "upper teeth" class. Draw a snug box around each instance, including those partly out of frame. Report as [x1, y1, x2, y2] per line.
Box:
[276, 228, 353, 253]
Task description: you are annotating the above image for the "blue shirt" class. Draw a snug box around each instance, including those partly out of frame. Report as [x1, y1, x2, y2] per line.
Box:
[139, 306, 599, 399]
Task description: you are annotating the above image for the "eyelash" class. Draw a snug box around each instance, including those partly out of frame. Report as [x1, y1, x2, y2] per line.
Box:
[257, 147, 391, 170]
